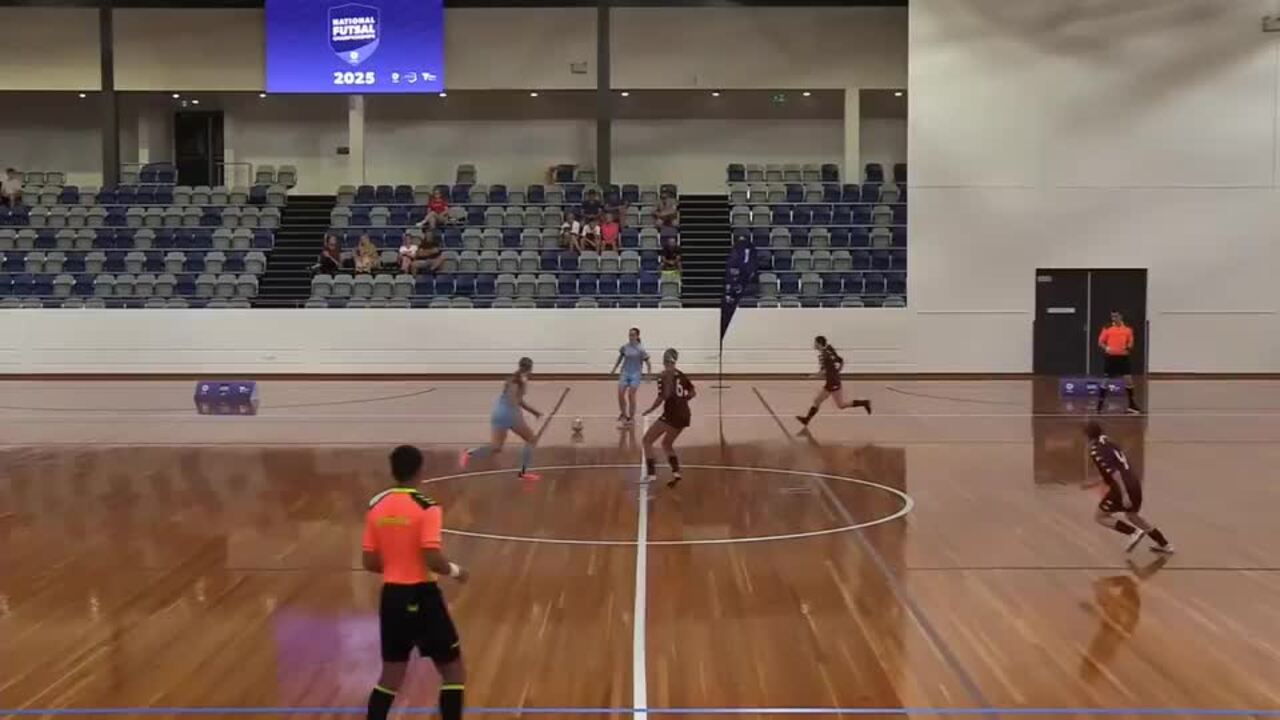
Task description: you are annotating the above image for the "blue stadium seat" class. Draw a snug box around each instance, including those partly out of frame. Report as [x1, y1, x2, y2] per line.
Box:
[577, 273, 598, 296]
[785, 184, 804, 203]
[864, 164, 884, 183]
[864, 272, 886, 295]
[621, 184, 640, 204]
[727, 164, 746, 182]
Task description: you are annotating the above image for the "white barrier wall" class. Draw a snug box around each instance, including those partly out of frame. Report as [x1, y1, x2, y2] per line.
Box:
[908, 0, 1280, 373]
[0, 309, 909, 375]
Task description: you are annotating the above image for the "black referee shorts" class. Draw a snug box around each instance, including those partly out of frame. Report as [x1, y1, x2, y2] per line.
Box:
[1103, 354, 1132, 378]
[379, 582, 461, 664]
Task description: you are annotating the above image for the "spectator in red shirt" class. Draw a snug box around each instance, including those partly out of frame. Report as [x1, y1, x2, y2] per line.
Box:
[599, 212, 621, 252]
[418, 189, 450, 230]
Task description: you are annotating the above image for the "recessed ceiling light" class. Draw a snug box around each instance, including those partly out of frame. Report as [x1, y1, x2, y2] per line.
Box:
[191, 99, 200, 105]
[529, 92, 539, 97]
[802, 91, 812, 97]
[711, 91, 721, 97]
[620, 91, 630, 97]
[78, 93, 87, 99]
[172, 93, 180, 99]
[438, 92, 447, 97]
[258, 93, 267, 99]
[894, 91, 904, 97]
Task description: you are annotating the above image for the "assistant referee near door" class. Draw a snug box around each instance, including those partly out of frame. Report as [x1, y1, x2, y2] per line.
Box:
[1095, 311, 1142, 414]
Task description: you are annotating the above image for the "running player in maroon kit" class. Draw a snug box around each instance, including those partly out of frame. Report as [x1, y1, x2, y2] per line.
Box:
[796, 335, 871, 427]
[642, 348, 695, 488]
[1084, 421, 1174, 554]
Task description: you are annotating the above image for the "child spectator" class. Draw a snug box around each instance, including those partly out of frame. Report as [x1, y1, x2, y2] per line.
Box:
[417, 188, 450, 230]
[654, 191, 679, 227]
[599, 212, 621, 252]
[561, 211, 582, 251]
[354, 234, 381, 274]
[580, 218, 601, 252]
[660, 236, 682, 282]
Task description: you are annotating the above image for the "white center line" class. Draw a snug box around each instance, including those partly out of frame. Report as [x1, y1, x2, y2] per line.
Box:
[632, 416, 650, 720]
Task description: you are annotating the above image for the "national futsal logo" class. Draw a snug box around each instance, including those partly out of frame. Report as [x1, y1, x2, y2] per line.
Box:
[330, 3, 381, 66]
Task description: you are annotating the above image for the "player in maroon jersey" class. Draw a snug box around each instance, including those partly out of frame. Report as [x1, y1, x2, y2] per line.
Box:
[1084, 421, 1174, 554]
[796, 336, 871, 427]
[642, 348, 696, 488]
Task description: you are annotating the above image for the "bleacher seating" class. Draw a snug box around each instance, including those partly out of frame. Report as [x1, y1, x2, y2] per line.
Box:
[727, 161, 907, 308]
[313, 168, 680, 308]
[0, 167, 277, 308]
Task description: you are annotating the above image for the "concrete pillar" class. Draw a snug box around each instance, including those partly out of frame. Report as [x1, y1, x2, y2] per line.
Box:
[842, 88, 860, 185]
[137, 112, 152, 165]
[348, 94, 366, 185]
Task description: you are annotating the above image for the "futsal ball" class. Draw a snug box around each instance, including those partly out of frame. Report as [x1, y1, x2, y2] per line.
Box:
[571, 417, 585, 434]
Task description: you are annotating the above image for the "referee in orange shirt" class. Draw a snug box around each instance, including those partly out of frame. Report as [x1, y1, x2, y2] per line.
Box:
[362, 445, 469, 720]
[1096, 311, 1142, 414]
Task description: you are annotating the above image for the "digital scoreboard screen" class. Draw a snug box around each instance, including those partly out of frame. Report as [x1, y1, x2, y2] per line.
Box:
[265, 0, 445, 93]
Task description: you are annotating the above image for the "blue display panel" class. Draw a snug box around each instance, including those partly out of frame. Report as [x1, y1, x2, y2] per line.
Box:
[265, 0, 445, 93]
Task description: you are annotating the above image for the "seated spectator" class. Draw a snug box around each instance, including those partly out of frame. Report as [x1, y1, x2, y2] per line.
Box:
[660, 236, 682, 282]
[354, 234, 381, 274]
[412, 233, 445, 274]
[599, 212, 621, 252]
[581, 189, 604, 222]
[315, 233, 347, 275]
[654, 191, 679, 227]
[2, 168, 23, 207]
[580, 218, 601, 253]
[398, 232, 420, 273]
[417, 188, 450, 230]
[560, 211, 582, 251]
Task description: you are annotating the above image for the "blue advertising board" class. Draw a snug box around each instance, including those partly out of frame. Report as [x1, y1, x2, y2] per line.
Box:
[266, 0, 445, 93]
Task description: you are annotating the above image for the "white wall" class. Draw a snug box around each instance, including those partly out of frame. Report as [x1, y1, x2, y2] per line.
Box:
[114, 9, 265, 92]
[0, 8, 100, 91]
[614, 120, 843, 193]
[611, 7, 906, 90]
[859, 118, 906, 179]
[907, 0, 1280, 372]
[0, 309, 907, 375]
[0, 95, 102, 186]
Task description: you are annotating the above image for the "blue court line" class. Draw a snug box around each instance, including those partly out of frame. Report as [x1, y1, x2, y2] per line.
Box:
[4, 707, 1280, 716]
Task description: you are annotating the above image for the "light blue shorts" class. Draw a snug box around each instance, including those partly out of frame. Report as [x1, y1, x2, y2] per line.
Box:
[619, 371, 643, 389]
[491, 404, 519, 430]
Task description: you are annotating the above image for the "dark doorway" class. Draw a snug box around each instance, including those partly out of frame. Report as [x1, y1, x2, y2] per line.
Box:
[1033, 269, 1147, 376]
[173, 111, 224, 186]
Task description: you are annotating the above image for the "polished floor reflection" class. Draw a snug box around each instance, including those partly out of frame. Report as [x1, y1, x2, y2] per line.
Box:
[2, 379, 1280, 719]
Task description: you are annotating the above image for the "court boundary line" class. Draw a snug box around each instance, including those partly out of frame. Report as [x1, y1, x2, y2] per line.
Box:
[633, 417, 650, 720]
[421, 463, 913, 546]
[5, 706, 1279, 716]
[752, 385, 998, 719]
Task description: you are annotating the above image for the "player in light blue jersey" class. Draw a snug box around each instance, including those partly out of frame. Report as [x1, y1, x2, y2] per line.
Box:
[609, 327, 652, 427]
[461, 357, 543, 481]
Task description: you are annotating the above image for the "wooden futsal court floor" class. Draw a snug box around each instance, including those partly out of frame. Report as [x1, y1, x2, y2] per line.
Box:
[3, 378, 1280, 719]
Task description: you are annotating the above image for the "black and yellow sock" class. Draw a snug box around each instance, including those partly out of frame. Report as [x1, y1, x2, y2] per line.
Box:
[1148, 528, 1169, 546]
[367, 685, 396, 720]
[440, 683, 465, 720]
[668, 454, 681, 477]
[1126, 386, 1139, 409]
[645, 457, 657, 478]
[803, 406, 819, 422]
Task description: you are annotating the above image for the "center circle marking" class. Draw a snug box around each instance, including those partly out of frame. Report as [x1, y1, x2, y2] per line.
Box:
[424, 463, 914, 547]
